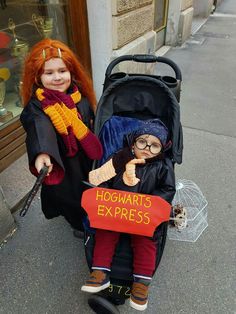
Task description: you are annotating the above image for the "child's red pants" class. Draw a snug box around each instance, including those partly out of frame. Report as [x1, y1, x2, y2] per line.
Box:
[92, 229, 157, 277]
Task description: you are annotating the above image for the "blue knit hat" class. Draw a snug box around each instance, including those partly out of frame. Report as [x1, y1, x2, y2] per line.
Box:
[131, 119, 168, 147]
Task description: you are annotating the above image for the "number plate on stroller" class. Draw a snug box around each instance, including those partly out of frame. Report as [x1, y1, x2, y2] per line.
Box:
[107, 284, 131, 297]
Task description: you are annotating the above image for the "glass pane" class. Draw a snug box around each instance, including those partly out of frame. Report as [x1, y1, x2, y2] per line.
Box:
[0, 0, 71, 127]
[154, 0, 168, 31]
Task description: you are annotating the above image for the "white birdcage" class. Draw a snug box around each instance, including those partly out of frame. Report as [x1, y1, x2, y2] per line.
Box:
[168, 179, 208, 242]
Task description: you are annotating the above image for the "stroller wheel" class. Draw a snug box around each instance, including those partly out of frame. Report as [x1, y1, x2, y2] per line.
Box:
[88, 295, 120, 314]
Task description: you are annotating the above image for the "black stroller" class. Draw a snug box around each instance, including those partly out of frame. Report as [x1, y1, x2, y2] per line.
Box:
[82, 55, 183, 314]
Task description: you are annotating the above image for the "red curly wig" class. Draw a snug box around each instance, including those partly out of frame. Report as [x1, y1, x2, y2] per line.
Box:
[21, 39, 97, 111]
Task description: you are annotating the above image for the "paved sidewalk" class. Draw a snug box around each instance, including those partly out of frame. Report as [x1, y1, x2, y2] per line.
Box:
[0, 1, 235, 313]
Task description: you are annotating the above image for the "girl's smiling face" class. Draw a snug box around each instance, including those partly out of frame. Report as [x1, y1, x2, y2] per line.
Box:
[40, 58, 71, 92]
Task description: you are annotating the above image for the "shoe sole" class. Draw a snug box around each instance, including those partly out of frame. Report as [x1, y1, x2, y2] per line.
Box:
[81, 281, 110, 293]
[130, 298, 148, 311]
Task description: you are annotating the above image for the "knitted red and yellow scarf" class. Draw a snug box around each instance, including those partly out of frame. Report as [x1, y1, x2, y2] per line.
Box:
[36, 86, 89, 157]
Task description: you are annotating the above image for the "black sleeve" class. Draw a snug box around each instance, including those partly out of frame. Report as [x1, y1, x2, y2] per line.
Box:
[152, 158, 176, 204]
[20, 99, 64, 170]
[112, 147, 134, 173]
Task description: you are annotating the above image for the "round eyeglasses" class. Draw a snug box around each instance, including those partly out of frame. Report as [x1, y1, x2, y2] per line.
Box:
[134, 138, 162, 155]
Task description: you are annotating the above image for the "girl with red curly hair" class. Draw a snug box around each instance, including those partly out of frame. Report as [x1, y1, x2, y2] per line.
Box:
[20, 39, 103, 232]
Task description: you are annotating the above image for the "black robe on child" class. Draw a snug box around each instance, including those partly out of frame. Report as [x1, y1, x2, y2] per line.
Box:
[20, 96, 94, 231]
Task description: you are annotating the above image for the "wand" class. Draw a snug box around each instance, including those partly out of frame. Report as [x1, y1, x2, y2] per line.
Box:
[20, 166, 49, 217]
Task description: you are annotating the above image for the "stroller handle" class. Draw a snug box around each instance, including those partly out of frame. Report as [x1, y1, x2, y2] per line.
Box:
[105, 54, 182, 81]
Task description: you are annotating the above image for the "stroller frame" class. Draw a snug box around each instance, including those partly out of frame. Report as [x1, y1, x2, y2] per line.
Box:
[83, 54, 183, 314]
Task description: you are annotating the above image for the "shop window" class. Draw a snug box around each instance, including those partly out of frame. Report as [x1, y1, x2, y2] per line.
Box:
[154, 0, 169, 32]
[0, 0, 74, 127]
[0, 0, 91, 172]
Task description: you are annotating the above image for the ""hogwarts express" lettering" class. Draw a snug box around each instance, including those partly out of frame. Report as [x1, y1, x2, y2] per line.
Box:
[95, 190, 151, 207]
[95, 190, 151, 224]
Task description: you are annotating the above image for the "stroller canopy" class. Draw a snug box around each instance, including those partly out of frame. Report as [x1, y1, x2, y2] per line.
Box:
[95, 76, 183, 164]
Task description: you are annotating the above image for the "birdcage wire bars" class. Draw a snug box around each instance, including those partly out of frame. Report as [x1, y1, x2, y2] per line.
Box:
[168, 179, 208, 242]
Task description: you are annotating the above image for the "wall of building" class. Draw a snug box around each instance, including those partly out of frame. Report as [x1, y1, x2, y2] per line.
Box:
[179, 0, 194, 43]
[87, 0, 157, 98]
[193, 0, 214, 17]
[166, 0, 193, 46]
[111, 0, 156, 76]
[111, 0, 153, 49]
[86, 0, 113, 99]
[87, 0, 194, 99]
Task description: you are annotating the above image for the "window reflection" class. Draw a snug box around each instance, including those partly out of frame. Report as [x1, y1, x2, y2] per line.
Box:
[0, 0, 70, 126]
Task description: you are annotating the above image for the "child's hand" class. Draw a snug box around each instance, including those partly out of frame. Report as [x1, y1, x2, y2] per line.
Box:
[123, 159, 145, 186]
[35, 153, 53, 175]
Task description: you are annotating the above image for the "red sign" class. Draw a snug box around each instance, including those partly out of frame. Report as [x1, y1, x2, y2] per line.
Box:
[81, 187, 171, 237]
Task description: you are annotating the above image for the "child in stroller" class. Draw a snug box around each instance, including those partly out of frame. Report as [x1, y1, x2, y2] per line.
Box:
[81, 118, 176, 311]
[81, 54, 183, 314]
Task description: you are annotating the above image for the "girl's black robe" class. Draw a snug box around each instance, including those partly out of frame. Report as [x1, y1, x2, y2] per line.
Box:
[20, 96, 94, 230]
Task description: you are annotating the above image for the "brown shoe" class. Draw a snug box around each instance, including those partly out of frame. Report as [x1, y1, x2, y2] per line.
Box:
[81, 270, 110, 293]
[130, 282, 148, 311]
